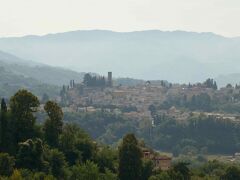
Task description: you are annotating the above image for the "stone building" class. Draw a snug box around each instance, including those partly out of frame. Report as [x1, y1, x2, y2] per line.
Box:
[153, 156, 172, 171]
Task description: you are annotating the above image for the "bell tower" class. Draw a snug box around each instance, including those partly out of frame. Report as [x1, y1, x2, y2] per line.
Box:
[108, 72, 112, 87]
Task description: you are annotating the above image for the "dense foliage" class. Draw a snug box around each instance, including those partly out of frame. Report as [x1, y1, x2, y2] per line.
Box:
[0, 90, 118, 179]
[0, 66, 59, 98]
[151, 115, 240, 155]
[65, 111, 240, 155]
[1, 90, 240, 179]
[83, 73, 107, 87]
[158, 81, 240, 113]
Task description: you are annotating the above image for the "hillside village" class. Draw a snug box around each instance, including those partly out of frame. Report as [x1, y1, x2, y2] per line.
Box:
[58, 72, 240, 124]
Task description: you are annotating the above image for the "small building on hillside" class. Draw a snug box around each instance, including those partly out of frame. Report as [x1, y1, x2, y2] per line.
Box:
[142, 150, 172, 171]
[154, 156, 172, 171]
[143, 150, 152, 159]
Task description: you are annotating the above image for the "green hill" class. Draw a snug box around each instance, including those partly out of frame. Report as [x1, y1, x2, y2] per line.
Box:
[0, 50, 85, 86]
[0, 66, 59, 98]
[0, 50, 86, 98]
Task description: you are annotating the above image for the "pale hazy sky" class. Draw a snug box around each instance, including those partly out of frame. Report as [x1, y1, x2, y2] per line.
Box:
[0, 0, 239, 37]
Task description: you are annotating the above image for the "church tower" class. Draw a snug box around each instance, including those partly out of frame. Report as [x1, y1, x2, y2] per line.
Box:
[108, 72, 112, 87]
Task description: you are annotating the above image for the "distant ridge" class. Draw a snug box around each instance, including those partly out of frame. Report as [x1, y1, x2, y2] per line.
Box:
[0, 50, 85, 87]
[0, 29, 227, 39]
[0, 30, 239, 84]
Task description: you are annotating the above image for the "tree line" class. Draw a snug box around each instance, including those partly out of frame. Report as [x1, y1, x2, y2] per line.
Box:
[0, 90, 193, 179]
[83, 73, 107, 87]
[1, 90, 240, 179]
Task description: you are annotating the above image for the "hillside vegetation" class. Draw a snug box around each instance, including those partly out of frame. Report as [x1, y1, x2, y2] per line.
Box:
[0, 50, 86, 98]
[0, 66, 59, 98]
[0, 50, 85, 86]
[0, 90, 240, 179]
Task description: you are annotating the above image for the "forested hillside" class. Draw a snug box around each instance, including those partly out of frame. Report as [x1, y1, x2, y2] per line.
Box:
[64, 111, 240, 155]
[0, 50, 87, 97]
[0, 66, 59, 98]
[0, 50, 85, 86]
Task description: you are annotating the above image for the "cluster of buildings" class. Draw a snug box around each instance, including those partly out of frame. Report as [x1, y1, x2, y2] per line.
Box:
[60, 72, 240, 124]
[62, 72, 169, 120]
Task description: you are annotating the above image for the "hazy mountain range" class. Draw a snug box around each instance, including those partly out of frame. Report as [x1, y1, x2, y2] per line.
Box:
[0, 50, 85, 86]
[0, 30, 240, 86]
[0, 50, 86, 97]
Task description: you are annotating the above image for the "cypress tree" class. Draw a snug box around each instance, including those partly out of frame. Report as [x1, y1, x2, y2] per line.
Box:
[1, 98, 7, 113]
[43, 101, 63, 147]
[0, 98, 8, 152]
[118, 133, 142, 180]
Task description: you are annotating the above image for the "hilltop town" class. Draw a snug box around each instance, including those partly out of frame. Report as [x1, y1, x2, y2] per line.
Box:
[59, 72, 240, 125]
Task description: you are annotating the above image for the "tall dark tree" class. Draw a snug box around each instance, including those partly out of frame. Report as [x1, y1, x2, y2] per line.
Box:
[83, 73, 92, 86]
[1, 98, 7, 113]
[60, 85, 68, 105]
[10, 90, 40, 144]
[118, 133, 142, 180]
[213, 81, 218, 90]
[44, 101, 63, 147]
[83, 73, 107, 87]
[0, 98, 8, 152]
[203, 78, 217, 90]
